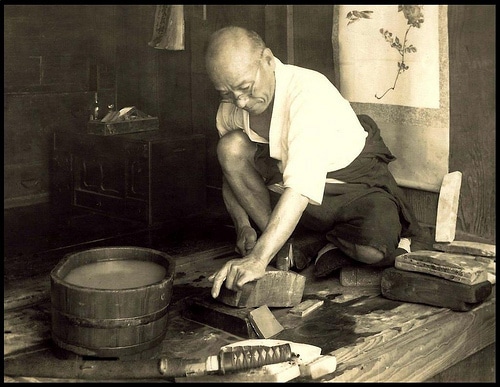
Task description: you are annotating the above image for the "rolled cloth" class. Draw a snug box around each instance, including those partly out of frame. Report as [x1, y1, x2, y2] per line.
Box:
[325, 114, 421, 238]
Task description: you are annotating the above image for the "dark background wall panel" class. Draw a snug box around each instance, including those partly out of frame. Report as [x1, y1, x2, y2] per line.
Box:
[293, 5, 335, 84]
[115, 6, 156, 117]
[3, 56, 42, 91]
[4, 5, 116, 208]
[448, 5, 495, 241]
[156, 48, 193, 135]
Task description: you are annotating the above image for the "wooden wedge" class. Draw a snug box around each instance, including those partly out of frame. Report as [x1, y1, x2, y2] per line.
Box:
[435, 171, 462, 242]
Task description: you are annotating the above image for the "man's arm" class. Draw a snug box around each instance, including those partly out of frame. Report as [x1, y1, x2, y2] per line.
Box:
[209, 187, 309, 297]
[249, 187, 308, 266]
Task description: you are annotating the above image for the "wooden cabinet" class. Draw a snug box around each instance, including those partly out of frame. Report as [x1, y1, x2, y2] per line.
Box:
[52, 131, 206, 226]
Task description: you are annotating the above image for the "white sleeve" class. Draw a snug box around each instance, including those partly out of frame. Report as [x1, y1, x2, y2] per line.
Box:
[282, 79, 366, 205]
[215, 102, 244, 137]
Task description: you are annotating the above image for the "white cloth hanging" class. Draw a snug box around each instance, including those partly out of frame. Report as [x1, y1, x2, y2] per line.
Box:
[148, 5, 185, 50]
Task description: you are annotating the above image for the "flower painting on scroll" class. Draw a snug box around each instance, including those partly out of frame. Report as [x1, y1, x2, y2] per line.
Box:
[338, 5, 440, 108]
[375, 6, 424, 99]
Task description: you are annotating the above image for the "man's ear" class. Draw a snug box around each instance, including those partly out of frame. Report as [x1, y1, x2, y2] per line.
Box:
[262, 48, 275, 69]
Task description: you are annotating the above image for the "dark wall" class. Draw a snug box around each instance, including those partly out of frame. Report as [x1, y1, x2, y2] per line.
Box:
[404, 5, 495, 242]
[3, 5, 495, 241]
[114, 6, 194, 135]
[293, 5, 335, 83]
[4, 5, 117, 208]
[448, 5, 495, 240]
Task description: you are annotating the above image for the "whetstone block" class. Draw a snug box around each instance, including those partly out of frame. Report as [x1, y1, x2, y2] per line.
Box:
[381, 267, 492, 312]
[248, 305, 284, 338]
[435, 171, 462, 242]
[395, 250, 489, 285]
[433, 240, 496, 257]
[217, 269, 306, 308]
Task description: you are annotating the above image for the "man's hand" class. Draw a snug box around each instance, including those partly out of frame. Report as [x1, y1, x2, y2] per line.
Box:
[208, 256, 267, 298]
[235, 225, 257, 256]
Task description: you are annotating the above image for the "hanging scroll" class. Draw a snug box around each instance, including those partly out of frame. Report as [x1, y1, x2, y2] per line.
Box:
[333, 5, 450, 192]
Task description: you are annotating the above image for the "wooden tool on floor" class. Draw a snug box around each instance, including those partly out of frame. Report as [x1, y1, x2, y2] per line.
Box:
[381, 267, 492, 312]
[216, 269, 306, 308]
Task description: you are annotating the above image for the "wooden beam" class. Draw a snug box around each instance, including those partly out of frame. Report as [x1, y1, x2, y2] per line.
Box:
[264, 6, 288, 61]
[286, 5, 294, 64]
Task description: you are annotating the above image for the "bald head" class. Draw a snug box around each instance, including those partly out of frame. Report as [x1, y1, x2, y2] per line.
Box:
[205, 26, 267, 80]
[205, 26, 275, 115]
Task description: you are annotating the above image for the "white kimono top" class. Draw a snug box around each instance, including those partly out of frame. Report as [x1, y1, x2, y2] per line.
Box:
[215, 58, 367, 206]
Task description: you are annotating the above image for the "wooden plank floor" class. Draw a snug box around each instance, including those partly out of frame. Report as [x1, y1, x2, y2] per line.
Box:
[5, 249, 495, 382]
[4, 203, 496, 382]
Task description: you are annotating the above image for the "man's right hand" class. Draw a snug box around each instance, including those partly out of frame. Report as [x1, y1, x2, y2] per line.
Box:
[208, 255, 267, 298]
[236, 225, 258, 256]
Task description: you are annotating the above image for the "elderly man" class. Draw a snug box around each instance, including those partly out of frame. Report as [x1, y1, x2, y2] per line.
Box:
[205, 26, 420, 298]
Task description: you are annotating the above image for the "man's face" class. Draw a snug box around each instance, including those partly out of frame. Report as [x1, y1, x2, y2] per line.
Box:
[208, 48, 275, 116]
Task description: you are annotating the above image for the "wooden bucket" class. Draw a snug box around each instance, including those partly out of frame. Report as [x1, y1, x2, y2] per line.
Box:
[50, 246, 175, 359]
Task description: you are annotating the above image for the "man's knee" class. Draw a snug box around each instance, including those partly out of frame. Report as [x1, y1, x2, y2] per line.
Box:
[217, 131, 255, 168]
[334, 237, 385, 264]
[354, 244, 385, 264]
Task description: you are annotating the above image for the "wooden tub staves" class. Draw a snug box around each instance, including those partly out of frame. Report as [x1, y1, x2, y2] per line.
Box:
[50, 246, 175, 359]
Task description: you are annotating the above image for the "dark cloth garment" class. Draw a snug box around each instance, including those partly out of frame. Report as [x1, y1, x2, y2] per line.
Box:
[323, 114, 421, 239]
[253, 114, 421, 260]
[313, 248, 356, 278]
[313, 245, 411, 278]
[298, 188, 403, 260]
[254, 142, 283, 186]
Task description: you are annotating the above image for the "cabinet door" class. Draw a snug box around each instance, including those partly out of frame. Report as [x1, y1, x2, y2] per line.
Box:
[73, 154, 125, 197]
[126, 142, 150, 201]
[71, 136, 132, 219]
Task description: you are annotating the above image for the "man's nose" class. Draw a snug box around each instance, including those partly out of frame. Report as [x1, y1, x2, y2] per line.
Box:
[234, 93, 250, 108]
